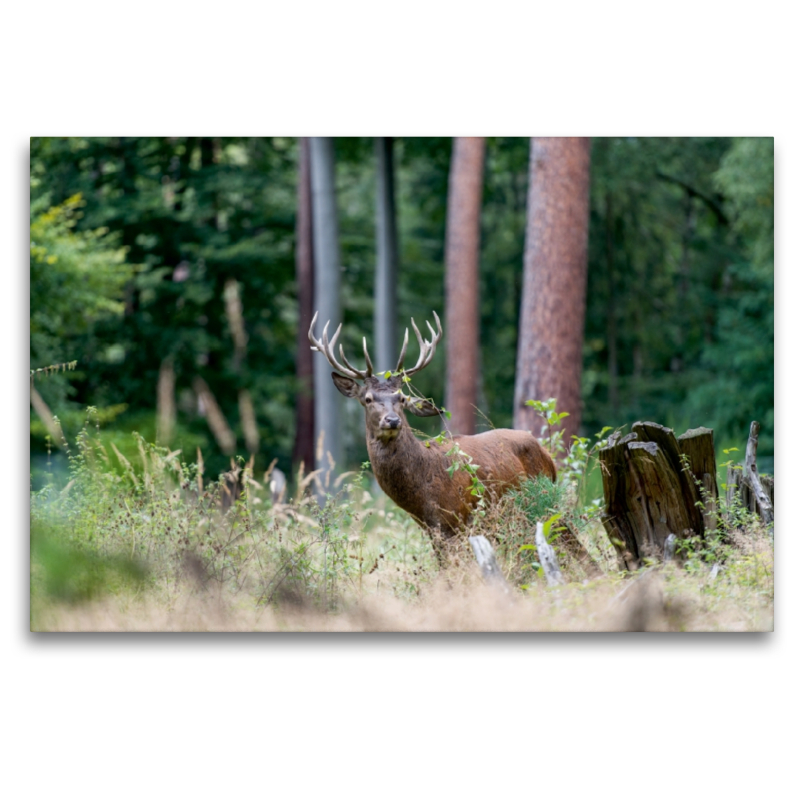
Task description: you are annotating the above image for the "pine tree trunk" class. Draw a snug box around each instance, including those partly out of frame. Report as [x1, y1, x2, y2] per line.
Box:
[293, 137, 316, 473]
[374, 137, 399, 375]
[444, 136, 485, 435]
[514, 137, 591, 447]
[309, 137, 342, 486]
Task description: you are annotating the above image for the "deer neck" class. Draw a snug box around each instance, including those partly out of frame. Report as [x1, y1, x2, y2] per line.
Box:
[366, 425, 429, 494]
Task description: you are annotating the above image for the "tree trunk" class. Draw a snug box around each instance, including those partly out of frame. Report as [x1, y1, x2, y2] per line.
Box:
[444, 136, 485, 435]
[514, 137, 591, 447]
[222, 278, 259, 455]
[192, 376, 236, 456]
[374, 137, 399, 375]
[156, 357, 176, 446]
[309, 137, 342, 488]
[605, 191, 619, 415]
[293, 137, 316, 473]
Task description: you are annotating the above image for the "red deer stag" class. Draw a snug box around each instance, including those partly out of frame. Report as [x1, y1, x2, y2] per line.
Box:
[308, 311, 556, 562]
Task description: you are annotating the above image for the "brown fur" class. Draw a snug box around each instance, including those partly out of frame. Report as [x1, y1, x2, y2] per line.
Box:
[332, 373, 556, 551]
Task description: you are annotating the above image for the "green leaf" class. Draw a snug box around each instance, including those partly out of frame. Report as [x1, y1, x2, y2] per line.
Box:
[542, 512, 562, 540]
[383, 371, 392, 379]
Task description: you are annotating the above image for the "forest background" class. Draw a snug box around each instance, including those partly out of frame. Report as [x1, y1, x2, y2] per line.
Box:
[30, 136, 774, 485]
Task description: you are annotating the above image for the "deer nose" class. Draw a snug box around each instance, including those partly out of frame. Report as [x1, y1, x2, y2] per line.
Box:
[383, 414, 401, 429]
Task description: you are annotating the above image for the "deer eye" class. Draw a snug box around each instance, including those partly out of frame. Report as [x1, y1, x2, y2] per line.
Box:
[364, 396, 372, 404]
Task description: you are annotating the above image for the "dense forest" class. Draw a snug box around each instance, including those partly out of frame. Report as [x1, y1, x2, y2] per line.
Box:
[30, 137, 774, 484]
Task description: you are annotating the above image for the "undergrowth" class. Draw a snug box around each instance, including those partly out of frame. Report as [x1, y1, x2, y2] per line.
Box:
[30, 410, 774, 632]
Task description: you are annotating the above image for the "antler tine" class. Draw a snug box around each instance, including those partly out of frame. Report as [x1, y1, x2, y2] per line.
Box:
[402, 313, 444, 377]
[404, 318, 431, 376]
[423, 311, 443, 364]
[362, 337, 374, 377]
[338, 343, 367, 379]
[308, 311, 321, 350]
[308, 311, 363, 379]
[395, 327, 409, 372]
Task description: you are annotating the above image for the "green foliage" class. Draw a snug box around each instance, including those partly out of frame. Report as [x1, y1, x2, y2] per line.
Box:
[584, 137, 773, 458]
[29, 419, 437, 623]
[31, 518, 146, 605]
[510, 473, 562, 525]
[29, 137, 773, 482]
[30, 193, 132, 421]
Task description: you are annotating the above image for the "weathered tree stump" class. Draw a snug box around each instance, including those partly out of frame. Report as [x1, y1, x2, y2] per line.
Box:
[469, 535, 512, 595]
[726, 421, 774, 525]
[534, 522, 564, 587]
[743, 421, 774, 525]
[599, 422, 711, 571]
[633, 422, 706, 535]
[677, 427, 719, 531]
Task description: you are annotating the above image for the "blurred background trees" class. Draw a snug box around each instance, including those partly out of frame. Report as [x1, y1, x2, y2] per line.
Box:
[29, 136, 774, 485]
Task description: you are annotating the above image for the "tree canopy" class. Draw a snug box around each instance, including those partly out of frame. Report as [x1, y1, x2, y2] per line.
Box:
[30, 137, 774, 483]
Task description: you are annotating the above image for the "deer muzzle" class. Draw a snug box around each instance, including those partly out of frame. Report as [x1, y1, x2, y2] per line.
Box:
[377, 413, 402, 439]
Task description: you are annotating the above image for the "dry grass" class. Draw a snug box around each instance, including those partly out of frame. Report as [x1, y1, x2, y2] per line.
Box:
[32, 543, 773, 633]
[30, 434, 774, 633]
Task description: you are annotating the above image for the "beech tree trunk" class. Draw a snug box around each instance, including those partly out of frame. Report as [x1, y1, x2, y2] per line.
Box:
[514, 137, 591, 446]
[309, 137, 342, 489]
[293, 137, 315, 472]
[444, 137, 485, 435]
[374, 137, 399, 375]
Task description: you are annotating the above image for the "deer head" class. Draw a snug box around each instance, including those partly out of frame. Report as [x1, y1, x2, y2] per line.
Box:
[308, 311, 443, 442]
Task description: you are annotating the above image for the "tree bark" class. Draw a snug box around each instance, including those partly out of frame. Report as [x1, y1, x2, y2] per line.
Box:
[599, 424, 707, 570]
[677, 426, 718, 531]
[374, 137, 399, 375]
[293, 137, 316, 473]
[309, 137, 342, 487]
[632, 421, 705, 537]
[445, 136, 485, 435]
[514, 137, 591, 447]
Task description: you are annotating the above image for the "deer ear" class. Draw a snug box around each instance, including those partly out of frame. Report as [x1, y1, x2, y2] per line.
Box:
[404, 396, 441, 418]
[331, 372, 360, 398]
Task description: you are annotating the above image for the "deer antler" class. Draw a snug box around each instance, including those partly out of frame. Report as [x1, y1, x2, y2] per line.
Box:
[396, 311, 443, 377]
[308, 311, 373, 379]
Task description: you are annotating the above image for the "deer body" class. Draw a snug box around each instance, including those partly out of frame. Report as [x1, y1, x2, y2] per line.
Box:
[367, 424, 555, 536]
[309, 311, 556, 559]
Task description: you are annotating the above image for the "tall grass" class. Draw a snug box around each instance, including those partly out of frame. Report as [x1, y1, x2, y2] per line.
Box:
[30, 422, 774, 632]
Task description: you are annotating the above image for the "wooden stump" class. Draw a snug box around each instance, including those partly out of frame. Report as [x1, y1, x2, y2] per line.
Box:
[743, 421, 774, 525]
[633, 422, 705, 536]
[469, 535, 512, 595]
[599, 423, 711, 570]
[677, 427, 719, 531]
[726, 422, 774, 525]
